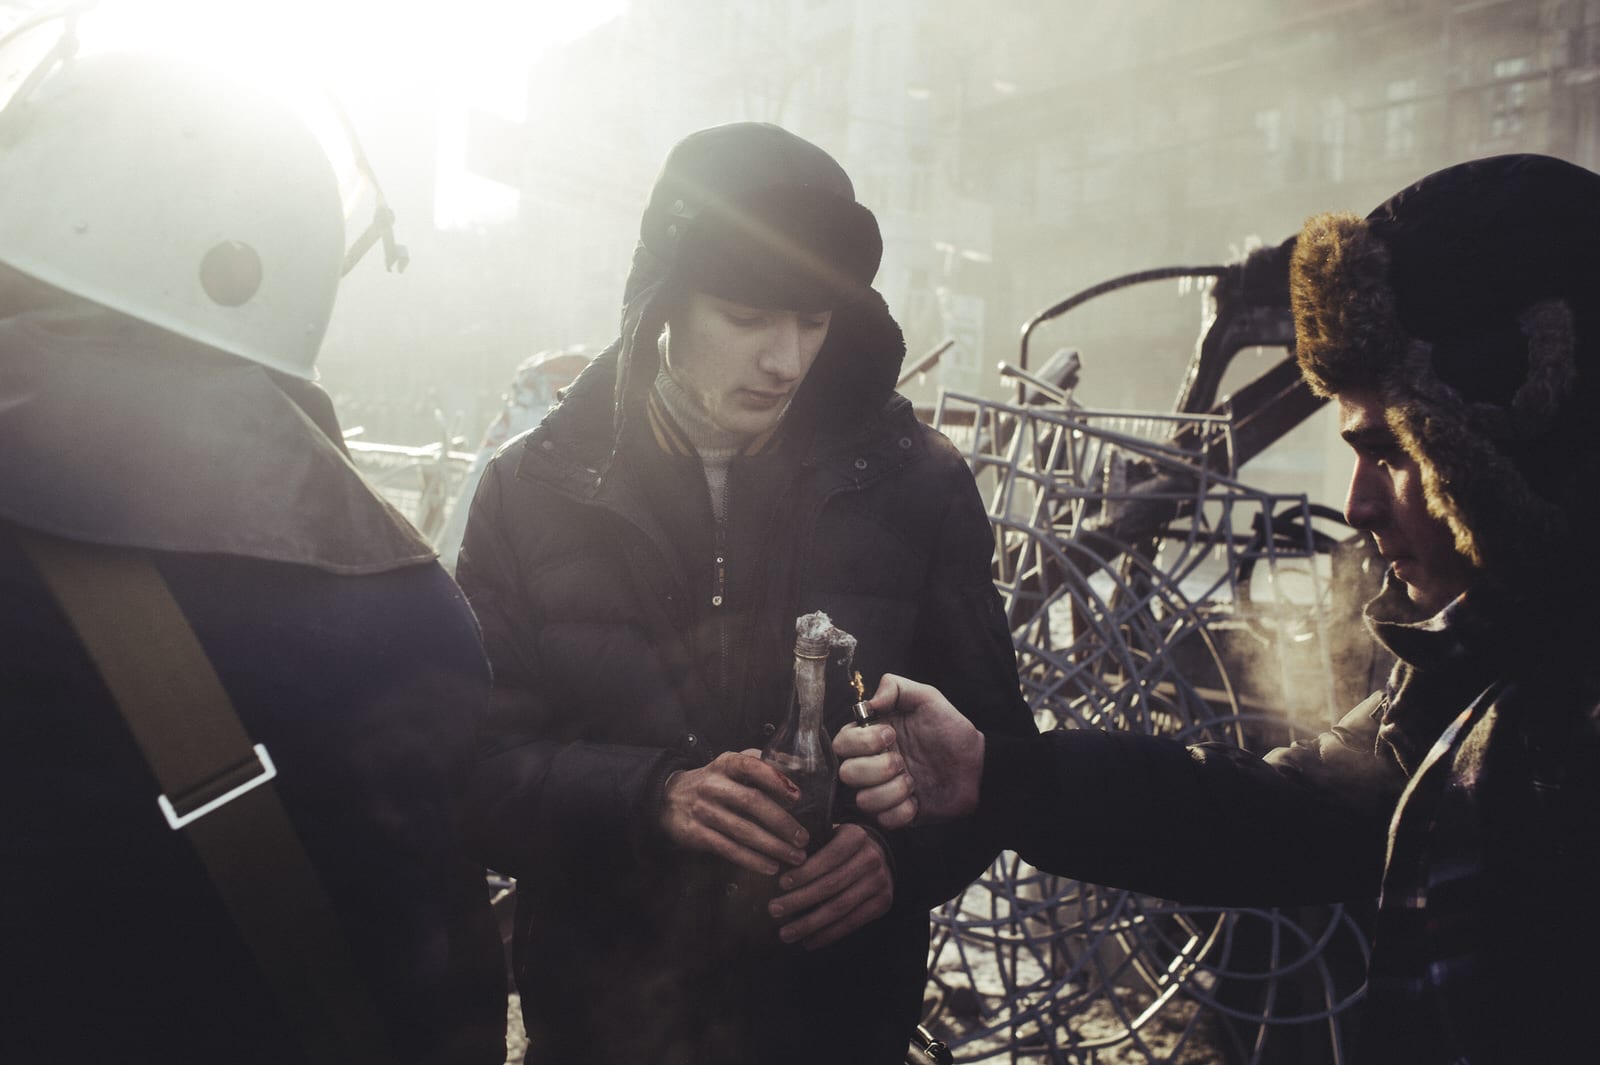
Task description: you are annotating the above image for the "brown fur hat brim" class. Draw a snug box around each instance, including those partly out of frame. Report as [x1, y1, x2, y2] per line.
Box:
[1290, 205, 1579, 585]
[1289, 212, 1408, 398]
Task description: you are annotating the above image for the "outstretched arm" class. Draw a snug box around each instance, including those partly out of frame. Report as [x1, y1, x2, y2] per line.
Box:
[838, 683, 1399, 907]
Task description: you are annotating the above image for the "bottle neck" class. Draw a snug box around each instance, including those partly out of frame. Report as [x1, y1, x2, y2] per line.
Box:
[792, 650, 826, 737]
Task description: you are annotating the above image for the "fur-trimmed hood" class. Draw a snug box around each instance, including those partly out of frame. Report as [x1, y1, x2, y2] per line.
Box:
[1289, 154, 1600, 604]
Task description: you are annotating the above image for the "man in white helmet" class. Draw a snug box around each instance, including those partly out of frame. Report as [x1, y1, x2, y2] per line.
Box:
[0, 29, 504, 1065]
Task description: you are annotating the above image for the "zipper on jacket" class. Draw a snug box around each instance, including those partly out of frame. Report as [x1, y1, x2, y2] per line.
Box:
[720, 440, 902, 733]
[730, 463, 857, 731]
[713, 478, 731, 702]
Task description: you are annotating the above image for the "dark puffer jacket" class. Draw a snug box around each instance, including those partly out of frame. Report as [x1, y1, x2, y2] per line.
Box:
[458, 272, 1036, 1064]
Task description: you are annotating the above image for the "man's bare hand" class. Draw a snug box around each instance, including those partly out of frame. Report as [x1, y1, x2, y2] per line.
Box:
[833, 673, 984, 829]
[660, 750, 810, 875]
[769, 823, 892, 950]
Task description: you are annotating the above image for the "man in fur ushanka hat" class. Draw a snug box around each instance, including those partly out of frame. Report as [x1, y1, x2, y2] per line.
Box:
[1293, 152, 1600, 610]
[835, 154, 1600, 1063]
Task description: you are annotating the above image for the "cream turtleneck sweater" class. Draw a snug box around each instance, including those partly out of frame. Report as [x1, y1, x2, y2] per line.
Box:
[652, 369, 750, 522]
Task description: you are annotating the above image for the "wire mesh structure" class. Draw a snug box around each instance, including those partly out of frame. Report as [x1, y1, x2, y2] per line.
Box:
[921, 390, 1372, 1064]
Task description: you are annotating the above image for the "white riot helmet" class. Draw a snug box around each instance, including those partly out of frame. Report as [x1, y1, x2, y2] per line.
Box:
[0, 7, 405, 379]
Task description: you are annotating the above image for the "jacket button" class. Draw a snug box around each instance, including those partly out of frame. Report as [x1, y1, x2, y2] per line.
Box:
[541, 439, 554, 450]
[898, 436, 912, 449]
[685, 733, 698, 746]
[711, 595, 723, 607]
[667, 224, 679, 240]
[672, 198, 686, 214]
[853, 457, 868, 470]
[725, 881, 741, 897]
[762, 722, 776, 736]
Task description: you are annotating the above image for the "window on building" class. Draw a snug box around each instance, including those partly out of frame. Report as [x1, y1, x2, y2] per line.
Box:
[1036, 155, 1080, 227]
[1487, 57, 1531, 140]
[1487, 81, 1529, 138]
[1082, 162, 1114, 205]
[1320, 96, 1347, 183]
[1255, 108, 1284, 155]
[1383, 79, 1417, 160]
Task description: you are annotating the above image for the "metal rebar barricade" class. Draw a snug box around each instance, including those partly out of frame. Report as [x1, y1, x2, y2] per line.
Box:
[920, 387, 1372, 1065]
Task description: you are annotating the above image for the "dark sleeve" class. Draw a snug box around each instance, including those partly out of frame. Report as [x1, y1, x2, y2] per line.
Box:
[871, 451, 1041, 912]
[455, 452, 682, 882]
[977, 693, 1400, 906]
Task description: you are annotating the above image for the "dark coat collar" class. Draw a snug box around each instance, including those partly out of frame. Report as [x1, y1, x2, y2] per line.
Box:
[0, 308, 434, 573]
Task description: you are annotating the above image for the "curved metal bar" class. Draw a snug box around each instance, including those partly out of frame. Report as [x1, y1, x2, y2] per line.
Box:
[1016, 265, 1229, 394]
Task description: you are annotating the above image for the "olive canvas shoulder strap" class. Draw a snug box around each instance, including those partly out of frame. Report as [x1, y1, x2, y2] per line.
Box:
[17, 527, 392, 1065]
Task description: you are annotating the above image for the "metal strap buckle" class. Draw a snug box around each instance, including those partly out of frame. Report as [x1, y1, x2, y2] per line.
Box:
[158, 744, 278, 831]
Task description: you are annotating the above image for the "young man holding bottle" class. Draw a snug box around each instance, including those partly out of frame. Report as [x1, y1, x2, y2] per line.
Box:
[456, 122, 1036, 1065]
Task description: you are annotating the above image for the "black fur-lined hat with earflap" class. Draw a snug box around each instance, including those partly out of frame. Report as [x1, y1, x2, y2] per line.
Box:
[639, 121, 883, 313]
[604, 121, 899, 453]
[1289, 153, 1600, 601]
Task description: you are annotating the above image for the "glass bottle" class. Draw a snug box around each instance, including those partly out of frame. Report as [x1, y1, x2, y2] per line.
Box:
[761, 625, 837, 854]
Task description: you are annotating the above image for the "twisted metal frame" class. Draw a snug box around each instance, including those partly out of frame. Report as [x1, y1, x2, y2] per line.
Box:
[923, 391, 1369, 1064]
